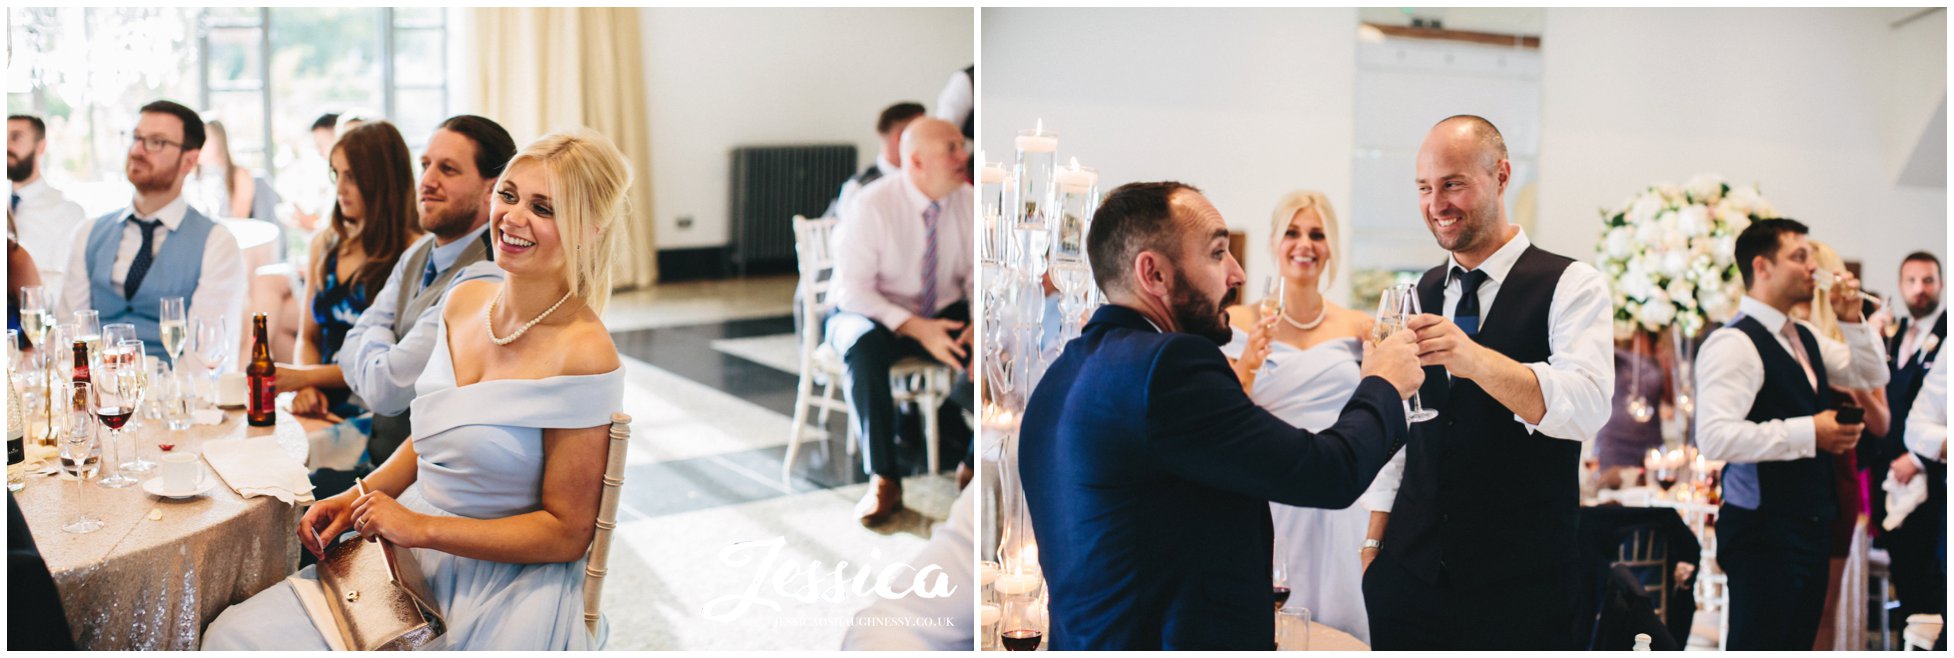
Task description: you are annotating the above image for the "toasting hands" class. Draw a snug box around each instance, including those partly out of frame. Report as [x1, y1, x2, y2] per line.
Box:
[1362, 330, 1425, 399]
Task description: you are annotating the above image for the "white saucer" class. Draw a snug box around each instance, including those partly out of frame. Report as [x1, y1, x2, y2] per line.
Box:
[143, 472, 219, 499]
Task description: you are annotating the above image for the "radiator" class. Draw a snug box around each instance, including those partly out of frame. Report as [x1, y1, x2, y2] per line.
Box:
[729, 144, 857, 276]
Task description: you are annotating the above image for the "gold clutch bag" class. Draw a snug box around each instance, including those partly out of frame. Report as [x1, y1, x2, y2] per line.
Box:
[316, 536, 446, 650]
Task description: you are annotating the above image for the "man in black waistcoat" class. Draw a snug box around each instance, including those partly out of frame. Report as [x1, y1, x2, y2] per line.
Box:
[1358, 115, 1617, 649]
[1879, 251, 1946, 622]
[1694, 218, 1889, 649]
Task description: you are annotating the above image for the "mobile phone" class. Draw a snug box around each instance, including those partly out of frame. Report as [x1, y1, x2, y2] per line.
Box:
[1835, 404, 1864, 426]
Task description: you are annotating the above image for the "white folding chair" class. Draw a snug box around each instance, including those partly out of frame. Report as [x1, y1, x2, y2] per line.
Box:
[1905, 614, 1943, 650]
[783, 215, 952, 485]
[582, 412, 632, 638]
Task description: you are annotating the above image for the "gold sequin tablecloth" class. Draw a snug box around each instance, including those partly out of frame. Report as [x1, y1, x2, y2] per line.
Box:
[15, 409, 308, 649]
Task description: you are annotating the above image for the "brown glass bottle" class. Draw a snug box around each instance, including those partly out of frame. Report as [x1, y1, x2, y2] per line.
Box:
[247, 314, 276, 426]
[71, 340, 92, 411]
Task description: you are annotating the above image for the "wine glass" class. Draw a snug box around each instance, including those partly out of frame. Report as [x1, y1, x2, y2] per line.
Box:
[71, 310, 101, 360]
[18, 285, 50, 350]
[195, 316, 230, 407]
[1000, 598, 1044, 651]
[160, 297, 189, 369]
[1272, 546, 1292, 612]
[1375, 283, 1438, 423]
[1261, 275, 1286, 321]
[59, 381, 104, 534]
[97, 340, 150, 476]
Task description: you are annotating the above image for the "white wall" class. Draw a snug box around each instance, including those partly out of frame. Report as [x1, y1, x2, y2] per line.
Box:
[982, 8, 1359, 302]
[640, 8, 972, 250]
[1537, 8, 1947, 293]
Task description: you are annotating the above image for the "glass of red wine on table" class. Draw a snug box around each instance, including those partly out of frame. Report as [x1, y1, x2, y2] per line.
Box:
[1000, 598, 1042, 651]
[1273, 548, 1292, 649]
[95, 340, 147, 486]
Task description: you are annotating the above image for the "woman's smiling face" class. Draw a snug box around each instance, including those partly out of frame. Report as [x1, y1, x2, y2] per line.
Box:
[490, 161, 567, 277]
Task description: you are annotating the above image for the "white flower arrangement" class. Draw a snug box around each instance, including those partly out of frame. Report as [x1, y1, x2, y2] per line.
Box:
[1596, 174, 1778, 340]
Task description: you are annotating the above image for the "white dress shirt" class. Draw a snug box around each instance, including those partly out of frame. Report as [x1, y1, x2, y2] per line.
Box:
[11, 178, 88, 299]
[1897, 305, 1943, 368]
[933, 68, 973, 129]
[1905, 354, 1946, 462]
[1691, 295, 1890, 464]
[1359, 229, 1616, 513]
[58, 193, 248, 369]
[337, 226, 503, 416]
[831, 174, 974, 332]
[834, 154, 900, 221]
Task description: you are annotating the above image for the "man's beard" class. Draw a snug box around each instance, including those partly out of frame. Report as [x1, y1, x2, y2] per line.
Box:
[421, 197, 482, 240]
[1431, 195, 1501, 254]
[1909, 293, 1941, 319]
[128, 157, 180, 194]
[7, 151, 32, 183]
[1169, 270, 1233, 345]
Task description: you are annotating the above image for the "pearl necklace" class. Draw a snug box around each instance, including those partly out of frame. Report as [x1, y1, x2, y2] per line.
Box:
[1280, 304, 1328, 331]
[485, 289, 575, 346]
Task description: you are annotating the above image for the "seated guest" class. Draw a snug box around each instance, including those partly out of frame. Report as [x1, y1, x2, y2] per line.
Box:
[203, 128, 631, 650]
[9, 114, 86, 299]
[826, 101, 924, 219]
[1218, 189, 1379, 644]
[277, 121, 423, 443]
[302, 115, 512, 467]
[194, 118, 261, 219]
[8, 225, 43, 345]
[829, 117, 975, 526]
[1019, 181, 1422, 650]
[1694, 219, 1888, 650]
[57, 100, 246, 362]
[1594, 336, 1665, 480]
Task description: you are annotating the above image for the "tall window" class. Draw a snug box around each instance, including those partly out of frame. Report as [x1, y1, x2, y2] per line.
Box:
[7, 7, 447, 216]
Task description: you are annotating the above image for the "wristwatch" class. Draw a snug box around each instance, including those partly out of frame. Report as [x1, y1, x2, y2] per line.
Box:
[1361, 538, 1383, 551]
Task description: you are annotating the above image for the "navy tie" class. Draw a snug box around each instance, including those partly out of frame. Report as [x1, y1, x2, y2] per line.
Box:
[421, 257, 439, 292]
[123, 218, 164, 299]
[1451, 266, 1489, 336]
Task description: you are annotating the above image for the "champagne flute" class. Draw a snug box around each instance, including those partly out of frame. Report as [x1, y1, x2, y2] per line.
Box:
[160, 297, 189, 369]
[59, 381, 104, 534]
[1376, 284, 1438, 422]
[71, 310, 101, 361]
[196, 316, 229, 407]
[111, 340, 154, 472]
[1261, 275, 1286, 321]
[18, 286, 49, 349]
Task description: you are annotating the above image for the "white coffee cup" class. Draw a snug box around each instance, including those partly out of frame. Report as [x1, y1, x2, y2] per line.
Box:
[219, 372, 248, 407]
[162, 452, 204, 491]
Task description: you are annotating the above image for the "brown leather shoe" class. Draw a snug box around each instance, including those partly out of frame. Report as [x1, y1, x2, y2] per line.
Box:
[855, 475, 904, 526]
[956, 462, 975, 491]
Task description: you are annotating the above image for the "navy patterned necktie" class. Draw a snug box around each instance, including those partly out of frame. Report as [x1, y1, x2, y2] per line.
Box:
[1451, 266, 1490, 336]
[421, 257, 439, 292]
[123, 217, 165, 299]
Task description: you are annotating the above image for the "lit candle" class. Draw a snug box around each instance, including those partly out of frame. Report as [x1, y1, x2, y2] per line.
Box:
[1016, 119, 1058, 153]
[995, 573, 1043, 596]
[980, 561, 1001, 587]
[981, 160, 1006, 185]
[1054, 157, 1097, 194]
[980, 603, 1001, 627]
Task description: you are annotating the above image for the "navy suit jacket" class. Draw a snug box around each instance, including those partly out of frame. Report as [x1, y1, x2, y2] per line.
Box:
[1018, 305, 1407, 650]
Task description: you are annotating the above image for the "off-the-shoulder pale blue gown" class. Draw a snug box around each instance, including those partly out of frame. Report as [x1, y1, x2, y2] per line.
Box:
[202, 314, 625, 650]
[1220, 330, 1373, 645]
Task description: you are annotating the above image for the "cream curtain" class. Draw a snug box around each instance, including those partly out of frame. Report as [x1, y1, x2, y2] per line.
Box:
[472, 7, 658, 290]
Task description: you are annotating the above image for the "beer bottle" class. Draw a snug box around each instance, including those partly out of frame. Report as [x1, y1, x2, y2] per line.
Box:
[247, 314, 276, 427]
[72, 339, 91, 411]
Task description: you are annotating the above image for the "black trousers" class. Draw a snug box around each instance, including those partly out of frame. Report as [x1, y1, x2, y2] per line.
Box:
[826, 301, 970, 478]
[1889, 475, 1947, 619]
[1718, 506, 1830, 650]
[1363, 547, 1576, 649]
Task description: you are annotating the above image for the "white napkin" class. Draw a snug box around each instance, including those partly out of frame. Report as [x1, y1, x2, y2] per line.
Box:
[1883, 464, 1930, 531]
[201, 437, 314, 504]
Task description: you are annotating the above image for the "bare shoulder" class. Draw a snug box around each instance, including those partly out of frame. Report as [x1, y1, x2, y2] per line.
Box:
[555, 314, 620, 377]
[442, 279, 499, 324]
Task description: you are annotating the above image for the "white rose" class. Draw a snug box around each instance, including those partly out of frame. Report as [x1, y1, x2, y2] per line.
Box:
[1712, 235, 1736, 266]
[1619, 265, 1653, 301]
[1725, 185, 1762, 214]
[1630, 194, 1665, 226]
[1605, 227, 1632, 260]
[1667, 278, 1696, 307]
[1685, 174, 1724, 204]
[1678, 204, 1711, 237]
[1661, 250, 1688, 278]
[1656, 182, 1684, 205]
[1639, 291, 1676, 329]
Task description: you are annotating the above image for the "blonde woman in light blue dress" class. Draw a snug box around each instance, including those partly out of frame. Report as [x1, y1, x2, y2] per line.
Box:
[1222, 190, 1379, 644]
[202, 129, 633, 650]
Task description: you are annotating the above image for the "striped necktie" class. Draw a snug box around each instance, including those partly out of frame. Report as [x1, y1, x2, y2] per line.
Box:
[919, 201, 941, 316]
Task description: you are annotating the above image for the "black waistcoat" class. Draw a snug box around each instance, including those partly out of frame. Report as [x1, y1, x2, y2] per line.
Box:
[1383, 245, 1578, 587]
[1723, 316, 1837, 522]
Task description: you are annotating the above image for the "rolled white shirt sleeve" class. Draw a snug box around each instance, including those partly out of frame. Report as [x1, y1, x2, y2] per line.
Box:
[193, 225, 249, 371]
[1905, 355, 1947, 462]
[1518, 263, 1616, 441]
[1811, 320, 1891, 389]
[830, 199, 915, 332]
[1358, 449, 1405, 513]
[1693, 327, 1817, 463]
[340, 260, 504, 416]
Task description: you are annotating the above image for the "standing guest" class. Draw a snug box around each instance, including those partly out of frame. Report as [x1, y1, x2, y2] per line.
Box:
[1882, 251, 1946, 627]
[1019, 181, 1421, 650]
[277, 121, 423, 440]
[827, 102, 924, 219]
[194, 119, 260, 219]
[57, 101, 246, 363]
[203, 128, 631, 650]
[1903, 351, 1947, 650]
[1693, 218, 1887, 650]
[1220, 190, 1380, 643]
[8, 114, 86, 299]
[302, 115, 512, 467]
[829, 117, 975, 526]
[1359, 115, 1615, 650]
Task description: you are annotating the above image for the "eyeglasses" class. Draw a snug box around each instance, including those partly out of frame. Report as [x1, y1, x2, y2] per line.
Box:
[122, 131, 185, 154]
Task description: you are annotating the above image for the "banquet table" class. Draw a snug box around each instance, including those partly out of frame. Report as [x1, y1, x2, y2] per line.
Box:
[14, 407, 309, 649]
[1288, 622, 1369, 651]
